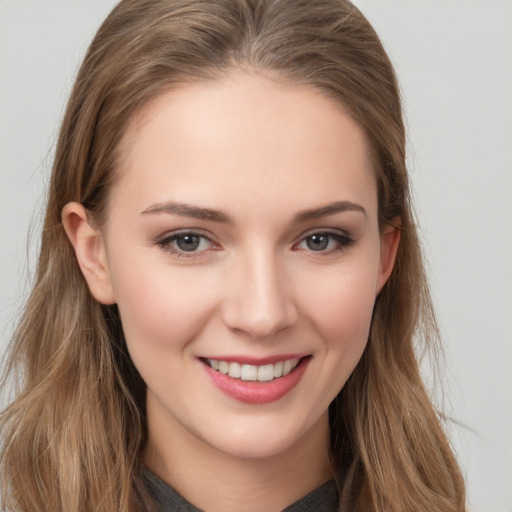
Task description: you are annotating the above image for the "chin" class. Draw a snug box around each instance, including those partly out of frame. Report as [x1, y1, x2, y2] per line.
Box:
[194, 412, 327, 461]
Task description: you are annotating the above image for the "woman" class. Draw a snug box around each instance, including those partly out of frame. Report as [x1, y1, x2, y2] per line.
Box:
[0, 0, 466, 510]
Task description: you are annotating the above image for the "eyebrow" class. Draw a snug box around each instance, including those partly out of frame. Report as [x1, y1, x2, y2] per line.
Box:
[293, 201, 367, 222]
[141, 201, 233, 223]
[140, 199, 366, 223]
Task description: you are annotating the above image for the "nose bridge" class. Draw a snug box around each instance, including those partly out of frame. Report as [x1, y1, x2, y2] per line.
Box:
[222, 243, 297, 338]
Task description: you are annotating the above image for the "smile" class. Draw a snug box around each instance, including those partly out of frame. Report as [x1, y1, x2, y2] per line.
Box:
[204, 358, 301, 382]
[200, 355, 311, 404]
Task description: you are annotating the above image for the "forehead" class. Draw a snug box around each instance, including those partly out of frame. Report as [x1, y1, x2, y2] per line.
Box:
[112, 72, 377, 221]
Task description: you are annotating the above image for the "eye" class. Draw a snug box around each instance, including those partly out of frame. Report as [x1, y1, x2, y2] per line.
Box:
[173, 234, 205, 252]
[155, 231, 218, 257]
[295, 231, 354, 254]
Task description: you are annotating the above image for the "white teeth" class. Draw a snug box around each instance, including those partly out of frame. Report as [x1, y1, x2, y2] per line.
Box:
[283, 359, 294, 376]
[219, 361, 229, 375]
[273, 361, 284, 378]
[257, 364, 274, 381]
[240, 364, 258, 381]
[228, 362, 241, 378]
[207, 357, 302, 382]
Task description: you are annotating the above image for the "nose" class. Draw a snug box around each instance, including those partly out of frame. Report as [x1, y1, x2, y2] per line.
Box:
[221, 247, 298, 339]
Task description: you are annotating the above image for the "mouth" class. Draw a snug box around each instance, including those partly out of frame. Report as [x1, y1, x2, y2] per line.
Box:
[199, 355, 311, 404]
[201, 357, 304, 382]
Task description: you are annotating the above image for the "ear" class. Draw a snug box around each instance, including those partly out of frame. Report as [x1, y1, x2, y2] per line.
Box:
[376, 218, 401, 295]
[61, 202, 116, 305]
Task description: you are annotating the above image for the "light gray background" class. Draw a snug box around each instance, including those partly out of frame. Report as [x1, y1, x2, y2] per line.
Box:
[1, 1, 511, 510]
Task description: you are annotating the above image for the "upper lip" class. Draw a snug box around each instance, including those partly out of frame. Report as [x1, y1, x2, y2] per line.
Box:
[199, 353, 309, 365]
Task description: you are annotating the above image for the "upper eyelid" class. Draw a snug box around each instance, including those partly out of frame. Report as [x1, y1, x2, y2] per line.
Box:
[294, 227, 353, 242]
[155, 228, 216, 242]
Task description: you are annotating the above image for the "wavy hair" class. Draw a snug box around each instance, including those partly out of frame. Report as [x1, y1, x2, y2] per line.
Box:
[0, 0, 466, 510]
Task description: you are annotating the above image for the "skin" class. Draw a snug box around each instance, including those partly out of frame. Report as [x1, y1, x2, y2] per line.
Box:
[63, 72, 399, 512]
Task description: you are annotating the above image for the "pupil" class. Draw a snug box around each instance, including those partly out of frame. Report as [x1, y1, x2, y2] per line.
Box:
[177, 235, 200, 251]
[307, 234, 329, 251]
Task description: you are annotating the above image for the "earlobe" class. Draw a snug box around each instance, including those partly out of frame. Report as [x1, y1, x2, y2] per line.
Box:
[61, 202, 116, 305]
[376, 219, 401, 294]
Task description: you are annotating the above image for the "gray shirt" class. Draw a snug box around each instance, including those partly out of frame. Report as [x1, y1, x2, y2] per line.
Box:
[143, 469, 339, 511]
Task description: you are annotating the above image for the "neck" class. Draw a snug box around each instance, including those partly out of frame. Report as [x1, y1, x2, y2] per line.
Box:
[143, 410, 333, 512]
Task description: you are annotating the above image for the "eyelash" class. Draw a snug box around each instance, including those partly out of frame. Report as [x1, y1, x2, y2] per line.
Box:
[154, 230, 354, 259]
[155, 230, 218, 259]
[293, 231, 355, 255]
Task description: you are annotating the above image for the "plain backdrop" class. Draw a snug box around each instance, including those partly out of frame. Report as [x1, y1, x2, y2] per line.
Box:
[1, 1, 511, 510]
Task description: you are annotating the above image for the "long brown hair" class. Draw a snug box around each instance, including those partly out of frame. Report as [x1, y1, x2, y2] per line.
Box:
[0, 1, 466, 510]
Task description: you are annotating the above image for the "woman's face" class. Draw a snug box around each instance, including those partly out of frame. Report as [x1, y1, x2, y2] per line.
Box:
[91, 73, 398, 460]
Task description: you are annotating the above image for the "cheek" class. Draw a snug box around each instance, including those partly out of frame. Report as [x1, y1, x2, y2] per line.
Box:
[297, 258, 379, 398]
[106, 248, 220, 354]
[110, 263, 225, 399]
[301, 261, 378, 344]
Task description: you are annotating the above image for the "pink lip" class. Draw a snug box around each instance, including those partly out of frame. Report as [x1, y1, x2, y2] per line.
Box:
[201, 356, 311, 404]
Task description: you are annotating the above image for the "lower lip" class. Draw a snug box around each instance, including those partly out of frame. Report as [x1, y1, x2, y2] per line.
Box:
[202, 357, 310, 404]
